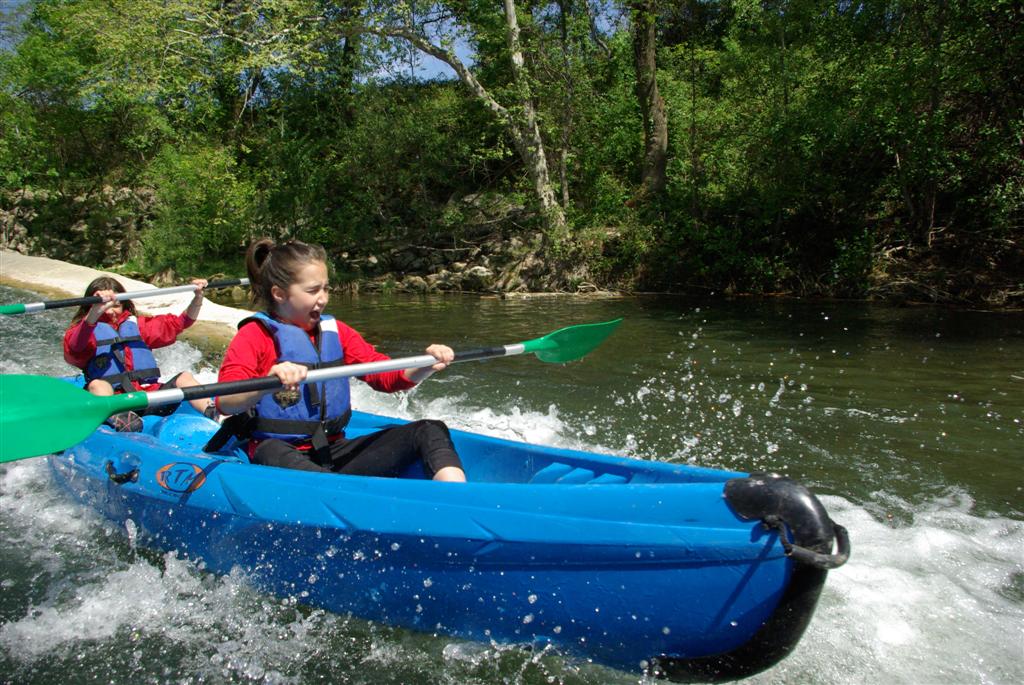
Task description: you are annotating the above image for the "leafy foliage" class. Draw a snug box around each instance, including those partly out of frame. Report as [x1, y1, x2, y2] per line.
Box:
[142, 144, 255, 273]
[0, 0, 1020, 300]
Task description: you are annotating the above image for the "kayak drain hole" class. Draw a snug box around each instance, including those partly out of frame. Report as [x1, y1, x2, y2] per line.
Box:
[105, 461, 139, 485]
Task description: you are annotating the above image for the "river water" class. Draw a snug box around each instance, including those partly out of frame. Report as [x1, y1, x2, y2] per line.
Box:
[1, 284, 1021, 684]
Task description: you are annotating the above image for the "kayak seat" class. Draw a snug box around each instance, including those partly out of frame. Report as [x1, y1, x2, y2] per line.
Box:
[151, 409, 248, 461]
[528, 462, 630, 485]
[589, 472, 630, 484]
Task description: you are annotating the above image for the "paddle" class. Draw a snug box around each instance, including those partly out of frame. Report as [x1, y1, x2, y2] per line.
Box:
[0, 318, 622, 463]
[0, 278, 250, 316]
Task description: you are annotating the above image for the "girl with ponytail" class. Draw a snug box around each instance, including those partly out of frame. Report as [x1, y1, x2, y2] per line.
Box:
[216, 238, 466, 482]
[64, 275, 216, 431]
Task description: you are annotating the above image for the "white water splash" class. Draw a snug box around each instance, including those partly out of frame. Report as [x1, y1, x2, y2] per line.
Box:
[752, 494, 1024, 684]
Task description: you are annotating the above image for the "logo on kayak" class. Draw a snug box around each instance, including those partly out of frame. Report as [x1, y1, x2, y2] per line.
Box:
[156, 463, 207, 493]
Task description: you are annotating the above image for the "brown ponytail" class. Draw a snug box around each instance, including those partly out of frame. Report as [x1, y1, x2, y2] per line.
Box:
[245, 238, 328, 313]
[70, 276, 136, 324]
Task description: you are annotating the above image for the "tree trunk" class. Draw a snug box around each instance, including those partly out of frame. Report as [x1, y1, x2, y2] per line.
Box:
[631, 0, 668, 199]
[369, 1, 568, 240]
[339, 33, 361, 123]
[557, 0, 575, 210]
[503, 0, 568, 238]
[922, 0, 949, 244]
[688, 40, 700, 219]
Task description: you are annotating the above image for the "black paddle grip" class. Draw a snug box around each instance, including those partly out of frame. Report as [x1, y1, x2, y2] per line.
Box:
[179, 376, 284, 402]
[206, 278, 247, 289]
[454, 347, 508, 362]
[41, 278, 246, 310]
[42, 296, 104, 310]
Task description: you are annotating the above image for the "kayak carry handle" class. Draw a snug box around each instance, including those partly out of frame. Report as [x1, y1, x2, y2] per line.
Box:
[723, 472, 850, 570]
[658, 473, 848, 682]
[763, 515, 850, 570]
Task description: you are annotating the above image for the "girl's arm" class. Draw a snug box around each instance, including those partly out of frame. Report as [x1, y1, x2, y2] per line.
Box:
[339, 323, 452, 388]
[403, 344, 455, 383]
[216, 322, 294, 415]
[63, 320, 97, 369]
[63, 289, 118, 367]
[139, 279, 208, 348]
[216, 362, 308, 415]
[338, 323, 416, 392]
[184, 278, 207, 321]
[138, 313, 191, 348]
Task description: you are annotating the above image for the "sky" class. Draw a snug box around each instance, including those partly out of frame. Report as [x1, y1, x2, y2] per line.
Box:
[0, 0, 27, 53]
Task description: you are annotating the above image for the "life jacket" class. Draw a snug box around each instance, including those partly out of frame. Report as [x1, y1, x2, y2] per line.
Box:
[246, 312, 352, 457]
[84, 316, 161, 392]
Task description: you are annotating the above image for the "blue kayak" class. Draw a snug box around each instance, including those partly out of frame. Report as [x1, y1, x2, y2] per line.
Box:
[49, 405, 849, 681]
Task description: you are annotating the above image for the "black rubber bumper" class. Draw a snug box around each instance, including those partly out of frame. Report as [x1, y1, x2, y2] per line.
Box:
[651, 473, 850, 683]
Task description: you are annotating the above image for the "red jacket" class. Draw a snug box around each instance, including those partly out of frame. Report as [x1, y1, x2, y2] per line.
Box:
[64, 309, 194, 391]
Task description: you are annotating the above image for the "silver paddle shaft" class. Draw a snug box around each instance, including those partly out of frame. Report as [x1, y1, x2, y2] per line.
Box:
[142, 344, 526, 410]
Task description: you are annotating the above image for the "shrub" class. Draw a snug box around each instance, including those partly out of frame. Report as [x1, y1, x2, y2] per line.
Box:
[141, 144, 255, 273]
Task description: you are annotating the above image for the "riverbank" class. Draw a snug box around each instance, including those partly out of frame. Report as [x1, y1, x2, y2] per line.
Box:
[0, 250, 246, 357]
[4, 184, 1022, 307]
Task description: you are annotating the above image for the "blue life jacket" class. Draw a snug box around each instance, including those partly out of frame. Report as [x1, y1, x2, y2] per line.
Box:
[84, 316, 161, 392]
[246, 312, 352, 454]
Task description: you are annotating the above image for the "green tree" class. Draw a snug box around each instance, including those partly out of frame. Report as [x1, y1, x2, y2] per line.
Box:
[1, 0, 1019, 300]
[143, 144, 255, 273]
[360, 1, 570, 240]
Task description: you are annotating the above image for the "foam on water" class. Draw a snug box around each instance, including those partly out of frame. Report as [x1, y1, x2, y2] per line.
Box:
[349, 377, 601, 453]
[748, 494, 1024, 684]
[2, 285, 1022, 684]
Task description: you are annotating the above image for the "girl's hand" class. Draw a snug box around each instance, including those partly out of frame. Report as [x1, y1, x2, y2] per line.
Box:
[218, 360, 306, 416]
[403, 344, 454, 384]
[269, 361, 307, 390]
[190, 278, 208, 301]
[86, 289, 118, 324]
[424, 344, 455, 372]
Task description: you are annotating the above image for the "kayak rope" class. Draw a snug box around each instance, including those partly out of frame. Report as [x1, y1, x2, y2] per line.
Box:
[763, 515, 850, 570]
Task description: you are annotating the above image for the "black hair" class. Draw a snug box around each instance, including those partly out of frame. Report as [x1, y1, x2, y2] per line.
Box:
[245, 238, 328, 313]
[71, 276, 135, 323]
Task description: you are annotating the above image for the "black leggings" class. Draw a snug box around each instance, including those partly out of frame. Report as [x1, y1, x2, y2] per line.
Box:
[251, 419, 463, 478]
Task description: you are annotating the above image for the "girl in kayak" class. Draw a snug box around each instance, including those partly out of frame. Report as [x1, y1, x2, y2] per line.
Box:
[64, 276, 216, 431]
[215, 238, 466, 482]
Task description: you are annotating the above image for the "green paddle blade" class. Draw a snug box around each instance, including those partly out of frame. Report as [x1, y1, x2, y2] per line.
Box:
[0, 375, 150, 463]
[0, 304, 26, 316]
[522, 318, 622, 363]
